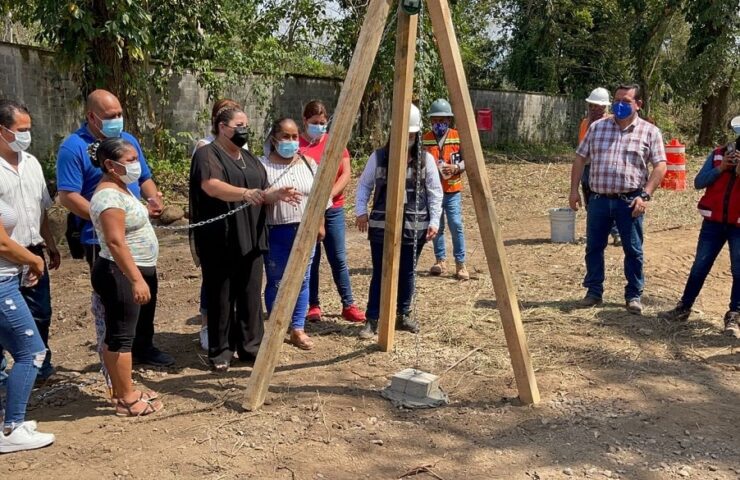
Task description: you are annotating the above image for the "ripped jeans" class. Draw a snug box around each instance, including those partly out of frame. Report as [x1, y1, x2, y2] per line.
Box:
[0, 274, 45, 428]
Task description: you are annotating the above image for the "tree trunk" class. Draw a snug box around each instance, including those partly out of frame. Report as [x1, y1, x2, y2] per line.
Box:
[698, 77, 733, 147]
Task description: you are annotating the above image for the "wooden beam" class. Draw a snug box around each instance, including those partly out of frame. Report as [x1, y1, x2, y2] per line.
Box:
[243, 0, 394, 411]
[425, 0, 540, 404]
[377, 7, 419, 352]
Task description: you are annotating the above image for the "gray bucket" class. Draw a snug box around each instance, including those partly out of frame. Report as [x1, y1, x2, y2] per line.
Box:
[549, 208, 576, 243]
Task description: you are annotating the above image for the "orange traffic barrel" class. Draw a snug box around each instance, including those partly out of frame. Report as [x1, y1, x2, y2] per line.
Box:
[661, 138, 686, 191]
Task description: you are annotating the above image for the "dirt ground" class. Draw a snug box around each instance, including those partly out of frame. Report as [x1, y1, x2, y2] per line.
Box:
[1, 158, 738, 480]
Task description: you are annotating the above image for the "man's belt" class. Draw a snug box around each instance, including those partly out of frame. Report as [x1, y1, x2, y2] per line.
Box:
[25, 244, 45, 256]
[593, 190, 641, 200]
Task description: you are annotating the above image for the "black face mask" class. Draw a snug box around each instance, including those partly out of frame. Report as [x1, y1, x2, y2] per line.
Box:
[229, 126, 250, 148]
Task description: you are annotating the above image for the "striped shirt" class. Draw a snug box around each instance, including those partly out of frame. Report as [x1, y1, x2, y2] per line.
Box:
[576, 116, 666, 194]
[0, 151, 52, 246]
[0, 198, 20, 276]
[260, 155, 328, 225]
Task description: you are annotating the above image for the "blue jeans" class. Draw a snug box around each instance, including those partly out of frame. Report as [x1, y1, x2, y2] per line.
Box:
[366, 240, 424, 320]
[680, 220, 740, 311]
[433, 192, 466, 263]
[582, 165, 619, 237]
[584, 194, 644, 301]
[265, 224, 314, 330]
[0, 260, 53, 380]
[0, 275, 46, 428]
[309, 207, 355, 308]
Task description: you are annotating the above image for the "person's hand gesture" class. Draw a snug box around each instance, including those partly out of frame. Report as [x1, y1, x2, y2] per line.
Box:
[356, 214, 368, 233]
[720, 150, 739, 171]
[147, 192, 164, 218]
[569, 191, 582, 211]
[276, 187, 302, 206]
[426, 226, 438, 241]
[629, 196, 648, 218]
[47, 246, 61, 270]
[242, 188, 265, 206]
[132, 278, 151, 305]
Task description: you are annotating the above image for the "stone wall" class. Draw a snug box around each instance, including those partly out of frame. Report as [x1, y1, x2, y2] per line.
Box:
[0, 41, 584, 166]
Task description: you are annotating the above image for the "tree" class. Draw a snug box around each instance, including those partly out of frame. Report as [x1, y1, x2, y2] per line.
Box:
[674, 0, 739, 145]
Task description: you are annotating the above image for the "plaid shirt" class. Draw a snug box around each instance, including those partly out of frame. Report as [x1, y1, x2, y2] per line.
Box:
[576, 116, 666, 194]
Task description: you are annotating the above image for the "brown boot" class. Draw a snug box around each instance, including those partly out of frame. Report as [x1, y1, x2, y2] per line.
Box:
[455, 262, 470, 280]
[430, 259, 447, 276]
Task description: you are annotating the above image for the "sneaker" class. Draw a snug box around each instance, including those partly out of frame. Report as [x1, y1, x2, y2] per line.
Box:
[626, 298, 643, 315]
[612, 233, 622, 246]
[723, 311, 740, 338]
[133, 346, 175, 367]
[358, 318, 378, 340]
[306, 305, 322, 322]
[660, 302, 691, 322]
[577, 295, 603, 308]
[0, 422, 55, 453]
[199, 326, 209, 351]
[455, 262, 470, 281]
[429, 259, 447, 276]
[341, 305, 366, 323]
[396, 313, 419, 333]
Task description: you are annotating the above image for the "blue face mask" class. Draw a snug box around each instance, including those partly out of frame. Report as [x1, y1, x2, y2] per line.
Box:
[306, 123, 327, 141]
[98, 116, 124, 138]
[432, 122, 449, 137]
[276, 140, 299, 159]
[612, 101, 633, 121]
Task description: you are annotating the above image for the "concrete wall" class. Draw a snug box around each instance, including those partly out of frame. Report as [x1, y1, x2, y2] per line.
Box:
[0, 41, 583, 167]
[470, 90, 582, 146]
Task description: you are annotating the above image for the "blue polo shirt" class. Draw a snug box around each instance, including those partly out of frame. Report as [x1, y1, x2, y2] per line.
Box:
[56, 123, 153, 245]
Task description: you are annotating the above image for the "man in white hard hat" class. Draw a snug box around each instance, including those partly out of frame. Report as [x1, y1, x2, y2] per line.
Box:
[577, 87, 621, 246]
[660, 115, 740, 338]
[355, 104, 443, 339]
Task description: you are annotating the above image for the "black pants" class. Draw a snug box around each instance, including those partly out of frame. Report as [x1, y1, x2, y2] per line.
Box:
[200, 247, 264, 364]
[91, 257, 158, 353]
[85, 244, 155, 353]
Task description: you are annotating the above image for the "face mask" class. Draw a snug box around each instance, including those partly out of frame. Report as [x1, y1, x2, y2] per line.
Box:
[113, 160, 142, 184]
[306, 123, 327, 141]
[229, 126, 250, 148]
[2, 127, 31, 152]
[432, 122, 449, 138]
[276, 140, 299, 159]
[612, 101, 633, 121]
[99, 117, 124, 138]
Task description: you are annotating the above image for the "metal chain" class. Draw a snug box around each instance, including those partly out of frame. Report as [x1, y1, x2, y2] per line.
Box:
[410, 3, 427, 371]
[34, 377, 99, 402]
[152, 153, 304, 231]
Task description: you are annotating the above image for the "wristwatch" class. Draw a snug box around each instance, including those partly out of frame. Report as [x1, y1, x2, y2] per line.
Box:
[639, 191, 651, 201]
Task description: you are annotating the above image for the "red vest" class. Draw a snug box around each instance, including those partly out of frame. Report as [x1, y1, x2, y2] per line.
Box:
[422, 129, 463, 193]
[697, 147, 740, 225]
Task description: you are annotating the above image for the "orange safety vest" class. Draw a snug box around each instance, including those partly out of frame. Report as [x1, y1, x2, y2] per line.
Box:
[422, 129, 463, 193]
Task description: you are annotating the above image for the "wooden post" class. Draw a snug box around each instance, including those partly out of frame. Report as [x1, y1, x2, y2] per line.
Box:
[243, 0, 394, 411]
[377, 8, 419, 352]
[425, 0, 540, 404]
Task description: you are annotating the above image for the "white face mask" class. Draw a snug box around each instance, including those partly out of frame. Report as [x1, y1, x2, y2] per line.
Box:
[113, 160, 142, 184]
[2, 127, 31, 153]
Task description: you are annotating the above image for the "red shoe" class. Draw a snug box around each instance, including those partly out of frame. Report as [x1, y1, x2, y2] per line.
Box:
[341, 305, 366, 323]
[307, 305, 322, 322]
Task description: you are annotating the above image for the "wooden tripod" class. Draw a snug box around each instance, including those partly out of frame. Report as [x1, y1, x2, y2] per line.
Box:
[243, 0, 540, 411]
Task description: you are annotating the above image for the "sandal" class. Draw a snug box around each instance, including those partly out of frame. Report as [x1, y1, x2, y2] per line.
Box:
[210, 360, 230, 372]
[288, 329, 314, 351]
[115, 396, 163, 417]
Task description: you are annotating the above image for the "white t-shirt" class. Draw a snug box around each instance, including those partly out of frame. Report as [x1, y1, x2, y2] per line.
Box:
[90, 188, 159, 267]
[0, 198, 20, 276]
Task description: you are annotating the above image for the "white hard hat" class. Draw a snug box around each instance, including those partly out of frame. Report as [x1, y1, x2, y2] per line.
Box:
[585, 87, 610, 106]
[409, 104, 421, 133]
[731, 115, 740, 135]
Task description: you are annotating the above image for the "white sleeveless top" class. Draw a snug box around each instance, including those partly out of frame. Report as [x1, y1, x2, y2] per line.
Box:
[0, 198, 20, 276]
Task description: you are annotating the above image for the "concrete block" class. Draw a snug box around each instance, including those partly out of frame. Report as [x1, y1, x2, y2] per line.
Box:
[389, 368, 440, 399]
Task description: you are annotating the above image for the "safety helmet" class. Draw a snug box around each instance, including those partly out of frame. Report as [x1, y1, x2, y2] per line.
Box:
[409, 104, 422, 133]
[428, 98, 454, 117]
[585, 87, 610, 106]
[731, 115, 740, 135]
